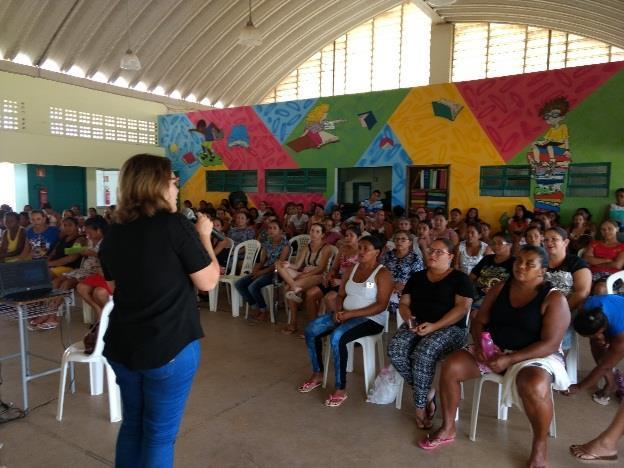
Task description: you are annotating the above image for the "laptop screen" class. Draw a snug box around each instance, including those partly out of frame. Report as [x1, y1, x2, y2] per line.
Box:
[0, 260, 52, 296]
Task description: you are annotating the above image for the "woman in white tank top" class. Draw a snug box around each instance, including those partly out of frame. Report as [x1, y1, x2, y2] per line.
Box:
[297, 235, 393, 407]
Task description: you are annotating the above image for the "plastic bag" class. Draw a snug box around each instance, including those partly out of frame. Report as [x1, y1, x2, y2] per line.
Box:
[366, 365, 402, 404]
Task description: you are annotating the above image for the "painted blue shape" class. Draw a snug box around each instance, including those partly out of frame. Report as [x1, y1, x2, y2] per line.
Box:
[355, 125, 411, 208]
[158, 114, 204, 187]
[228, 124, 250, 148]
[253, 99, 317, 143]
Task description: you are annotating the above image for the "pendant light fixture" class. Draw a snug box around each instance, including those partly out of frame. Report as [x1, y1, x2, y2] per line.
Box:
[120, 0, 141, 70]
[238, 0, 262, 47]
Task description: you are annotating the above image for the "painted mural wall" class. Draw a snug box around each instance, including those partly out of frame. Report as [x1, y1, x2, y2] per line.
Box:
[158, 61, 624, 225]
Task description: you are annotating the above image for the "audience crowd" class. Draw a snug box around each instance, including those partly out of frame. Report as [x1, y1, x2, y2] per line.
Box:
[1, 186, 624, 466]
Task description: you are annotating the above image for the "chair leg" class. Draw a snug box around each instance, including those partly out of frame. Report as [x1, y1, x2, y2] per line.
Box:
[395, 376, 404, 410]
[346, 342, 354, 373]
[376, 338, 384, 370]
[89, 361, 104, 396]
[497, 384, 508, 420]
[549, 388, 557, 438]
[56, 361, 68, 421]
[469, 379, 485, 442]
[208, 284, 219, 312]
[362, 344, 376, 394]
[232, 290, 241, 318]
[105, 363, 122, 423]
[566, 332, 579, 384]
[322, 338, 330, 388]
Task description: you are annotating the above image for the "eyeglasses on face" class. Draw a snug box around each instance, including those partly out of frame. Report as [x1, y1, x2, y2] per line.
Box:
[394, 237, 410, 242]
[426, 248, 450, 256]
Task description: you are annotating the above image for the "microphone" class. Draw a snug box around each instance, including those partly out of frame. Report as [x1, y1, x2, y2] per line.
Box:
[211, 229, 226, 241]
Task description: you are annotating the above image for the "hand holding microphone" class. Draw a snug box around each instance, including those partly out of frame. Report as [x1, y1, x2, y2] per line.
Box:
[195, 212, 225, 240]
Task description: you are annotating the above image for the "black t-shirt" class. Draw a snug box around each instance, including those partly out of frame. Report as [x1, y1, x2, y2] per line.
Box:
[99, 212, 210, 370]
[404, 269, 475, 327]
[471, 254, 515, 296]
[545, 254, 588, 298]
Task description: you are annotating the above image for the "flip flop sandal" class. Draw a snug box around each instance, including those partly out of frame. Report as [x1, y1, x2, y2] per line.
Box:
[324, 393, 348, 407]
[285, 291, 303, 303]
[298, 380, 322, 393]
[569, 444, 618, 461]
[37, 321, 58, 330]
[592, 392, 610, 406]
[418, 434, 456, 451]
[281, 325, 298, 335]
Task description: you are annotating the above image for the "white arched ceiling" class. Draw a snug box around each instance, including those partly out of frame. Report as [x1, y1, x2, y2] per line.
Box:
[0, 0, 622, 107]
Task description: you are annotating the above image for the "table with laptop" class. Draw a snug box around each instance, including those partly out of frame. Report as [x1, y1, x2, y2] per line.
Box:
[0, 259, 72, 411]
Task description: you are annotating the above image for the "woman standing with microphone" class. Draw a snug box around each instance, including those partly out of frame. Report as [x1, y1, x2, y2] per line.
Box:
[99, 154, 220, 468]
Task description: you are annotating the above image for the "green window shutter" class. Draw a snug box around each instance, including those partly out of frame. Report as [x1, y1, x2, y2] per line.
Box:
[266, 169, 327, 193]
[206, 170, 257, 192]
[480, 165, 530, 197]
[567, 163, 610, 197]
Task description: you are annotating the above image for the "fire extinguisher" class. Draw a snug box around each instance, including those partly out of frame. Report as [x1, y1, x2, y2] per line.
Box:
[38, 186, 48, 206]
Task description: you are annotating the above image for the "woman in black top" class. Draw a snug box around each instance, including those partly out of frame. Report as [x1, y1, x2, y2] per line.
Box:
[387, 238, 474, 430]
[428, 246, 569, 468]
[99, 154, 219, 468]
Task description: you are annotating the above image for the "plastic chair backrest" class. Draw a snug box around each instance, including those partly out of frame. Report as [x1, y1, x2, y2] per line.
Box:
[238, 239, 261, 275]
[606, 270, 624, 294]
[93, 300, 114, 357]
[222, 237, 235, 272]
[325, 245, 339, 273]
[289, 234, 310, 261]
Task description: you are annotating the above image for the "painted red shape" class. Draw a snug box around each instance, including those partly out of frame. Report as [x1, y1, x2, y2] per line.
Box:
[456, 62, 624, 161]
[186, 108, 326, 214]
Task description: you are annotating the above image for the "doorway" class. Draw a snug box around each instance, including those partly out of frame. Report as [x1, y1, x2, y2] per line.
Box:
[337, 166, 392, 209]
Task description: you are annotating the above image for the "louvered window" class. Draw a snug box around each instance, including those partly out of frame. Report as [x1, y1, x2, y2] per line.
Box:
[262, 3, 431, 103]
[1, 99, 25, 131]
[452, 23, 624, 82]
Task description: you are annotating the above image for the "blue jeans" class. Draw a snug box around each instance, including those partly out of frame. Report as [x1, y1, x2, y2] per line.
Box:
[108, 340, 201, 468]
[235, 272, 274, 310]
[304, 314, 383, 390]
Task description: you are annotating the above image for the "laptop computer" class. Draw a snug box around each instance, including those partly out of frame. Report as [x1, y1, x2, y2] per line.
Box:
[0, 259, 53, 302]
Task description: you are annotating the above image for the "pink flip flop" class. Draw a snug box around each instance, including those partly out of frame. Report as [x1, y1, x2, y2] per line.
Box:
[324, 393, 348, 407]
[298, 380, 322, 393]
[418, 434, 455, 451]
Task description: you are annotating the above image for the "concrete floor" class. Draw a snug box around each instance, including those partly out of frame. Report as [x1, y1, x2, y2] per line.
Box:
[0, 296, 621, 468]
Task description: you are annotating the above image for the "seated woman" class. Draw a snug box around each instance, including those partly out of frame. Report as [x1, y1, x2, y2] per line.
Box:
[566, 294, 624, 404]
[278, 223, 331, 334]
[323, 217, 343, 246]
[388, 238, 474, 429]
[568, 208, 596, 253]
[27, 217, 87, 330]
[431, 214, 459, 246]
[62, 216, 109, 319]
[583, 219, 624, 284]
[304, 225, 360, 319]
[297, 235, 392, 406]
[454, 222, 491, 275]
[543, 227, 591, 353]
[380, 230, 424, 317]
[367, 210, 393, 241]
[235, 220, 289, 322]
[307, 204, 325, 231]
[211, 217, 231, 271]
[525, 225, 544, 247]
[458, 207, 481, 239]
[428, 246, 570, 468]
[0, 212, 26, 262]
[416, 220, 433, 254]
[470, 232, 514, 306]
[508, 204, 532, 242]
[228, 212, 255, 250]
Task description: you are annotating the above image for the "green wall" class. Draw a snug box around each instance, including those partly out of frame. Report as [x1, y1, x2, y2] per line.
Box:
[26, 164, 86, 212]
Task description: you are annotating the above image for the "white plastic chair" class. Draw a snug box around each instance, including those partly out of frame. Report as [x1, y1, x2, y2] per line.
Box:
[56, 300, 121, 423]
[219, 239, 261, 317]
[393, 313, 469, 414]
[565, 331, 580, 384]
[288, 234, 310, 263]
[207, 237, 234, 312]
[469, 372, 556, 441]
[606, 270, 624, 294]
[322, 312, 388, 394]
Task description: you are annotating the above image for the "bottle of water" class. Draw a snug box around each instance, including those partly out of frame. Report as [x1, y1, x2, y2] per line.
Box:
[480, 331, 497, 360]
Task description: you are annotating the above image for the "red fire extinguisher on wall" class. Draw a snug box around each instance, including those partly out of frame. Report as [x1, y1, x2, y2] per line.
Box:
[38, 186, 48, 207]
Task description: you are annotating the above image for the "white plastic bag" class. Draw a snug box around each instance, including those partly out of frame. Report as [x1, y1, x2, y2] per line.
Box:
[366, 365, 401, 404]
